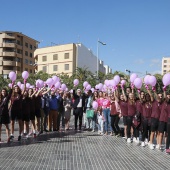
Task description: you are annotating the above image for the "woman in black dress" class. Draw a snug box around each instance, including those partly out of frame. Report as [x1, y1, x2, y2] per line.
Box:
[0, 87, 13, 143]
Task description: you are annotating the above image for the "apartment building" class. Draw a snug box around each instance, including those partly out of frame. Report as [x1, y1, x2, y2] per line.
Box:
[0, 31, 39, 78]
[34, 43, 108, 76]
[162, 57, 170, 75]
[104, 65, 112, 74]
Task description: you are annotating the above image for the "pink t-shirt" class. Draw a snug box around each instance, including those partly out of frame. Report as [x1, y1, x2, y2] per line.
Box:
[102, 98, 111, 108]
[97, 98, 105, 107]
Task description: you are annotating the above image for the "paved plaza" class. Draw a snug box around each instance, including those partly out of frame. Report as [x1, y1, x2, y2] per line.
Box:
[0, 118, 170, 170]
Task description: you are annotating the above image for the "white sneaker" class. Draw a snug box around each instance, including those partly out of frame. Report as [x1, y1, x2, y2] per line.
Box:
[141, 142, 145, 147]
[150, 144, 154, 150]
[133, 137, 137, 143]
[127, 138, 131, 143]
[145, 139, 148, 145]
[136, 137, 140, 143]
[156, 144, 160, 149]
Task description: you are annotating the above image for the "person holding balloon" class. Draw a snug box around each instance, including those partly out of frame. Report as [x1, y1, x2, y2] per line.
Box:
[9, 81, 26, 141]
[0, 84, 14, 143]
[140, 88, 153, 147]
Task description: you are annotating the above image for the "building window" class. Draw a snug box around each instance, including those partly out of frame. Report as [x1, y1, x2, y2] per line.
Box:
[25, 59, 28, 64]
[30, 61, 32, 65]
[25, 51, 28, 56]
[42, 66, 47, 72]
[65, 64, 69, 70]
[164, 70, 166, 73]
[164, 65, 167, 68]
[25, 42, 28, 47]
[42, 56, 47, 61]
[17, 49, 22, 54]
[53, 54, 58, 60]
[30, 69, 32, 73]
[30, 53, 32, 58]
[30, 45, 32, 50]
[16, 40, 20, 45]
[16, 58, 21, 62]
[53, 65, 58, 71]
[64, 53, 69, 59]
[164, 60, 167, 63]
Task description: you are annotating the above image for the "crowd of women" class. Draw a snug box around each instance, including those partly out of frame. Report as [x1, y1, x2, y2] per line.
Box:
[0, 79, 170, 155]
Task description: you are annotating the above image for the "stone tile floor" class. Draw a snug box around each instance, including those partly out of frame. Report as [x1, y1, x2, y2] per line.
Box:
[0, 118, 170, 170]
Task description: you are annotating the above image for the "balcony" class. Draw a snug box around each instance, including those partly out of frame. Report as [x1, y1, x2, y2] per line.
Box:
[3, 70, 13, 74]
[16, 53, 22, 58]
[2, 52, 16, 57]
[2, 43, 16, 48]
[0, 61, 2, 65]
[3, 61, 21, 67]
[1, 34, 15, 39]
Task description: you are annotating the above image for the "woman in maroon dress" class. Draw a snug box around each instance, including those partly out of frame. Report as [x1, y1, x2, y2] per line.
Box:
[141, 91, 153, 147]
[127, 93, 136, 143]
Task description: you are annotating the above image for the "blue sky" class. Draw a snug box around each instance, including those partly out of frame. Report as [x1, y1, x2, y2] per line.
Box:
[0, 0, 170, 76]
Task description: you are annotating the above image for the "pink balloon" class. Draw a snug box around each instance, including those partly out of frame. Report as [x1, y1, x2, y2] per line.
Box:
[114, 75, 120, 85]
[52, 76, 59, 84]
[83, 81, 89, 88]
[92, 101, 98, 110]
[86, 84, 91, 91]
[29, 85, 34, 89]
[46, 78, 53, 86]
[144, 75, 151, 85]
[98, 83, 103, 90]
[17, 81, 21, 87]
[20, 84, 24, 91]
[8, 83, 12, 88]
[149, 76, 157, 86]
[26, 83, 30, 88]
[95, 85, 99, 89]
[162, 73, 170, 86]
[65, 88, 68, 92]
[9, 71, 16, 82]
[110, 79, 116, 87]
[134, 78, 143, 89]
[70, 89, 73, 93]
[91, 88, 94, 93]
[73, 79, 79, 86]
[104, 80, 109, 86]
[130, 73, 138, 83]
[22, 71, 29, 80]
[121, 80, 126, 85]
[61, 84, 66, 90]
[55, 82, 61, 89]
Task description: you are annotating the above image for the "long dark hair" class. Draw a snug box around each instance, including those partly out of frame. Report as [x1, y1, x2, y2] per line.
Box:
[0, 88, 8, 103]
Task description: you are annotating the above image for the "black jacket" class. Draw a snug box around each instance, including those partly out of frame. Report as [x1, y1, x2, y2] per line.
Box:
[72, 90, 86, 110]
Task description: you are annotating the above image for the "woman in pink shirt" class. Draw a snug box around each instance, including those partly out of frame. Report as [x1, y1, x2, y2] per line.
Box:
[102, 92, 112, 135]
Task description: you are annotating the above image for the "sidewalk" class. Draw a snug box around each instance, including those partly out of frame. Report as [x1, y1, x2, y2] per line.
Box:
[0, 117, 169, 170]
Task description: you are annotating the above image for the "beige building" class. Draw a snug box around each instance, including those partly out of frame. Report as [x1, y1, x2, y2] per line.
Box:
[0, 31, 39, 78]
[162, 57, 170, 75]
[34, 44, 77, 76]
[34, 43, 110, 76]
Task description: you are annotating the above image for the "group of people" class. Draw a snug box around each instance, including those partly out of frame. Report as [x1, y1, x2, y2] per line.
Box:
[0, 80, 170, 154]
[72, 85, 170, 154]
[0, 82, 72, 143]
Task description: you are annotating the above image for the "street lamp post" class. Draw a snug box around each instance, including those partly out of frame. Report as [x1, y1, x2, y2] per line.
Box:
[97, 39, 106, 78]
[125, 69, 131, 76]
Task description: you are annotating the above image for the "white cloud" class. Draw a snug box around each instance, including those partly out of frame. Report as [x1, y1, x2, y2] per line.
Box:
[134, 59, 144, 64]
[150, 59, 161, 67]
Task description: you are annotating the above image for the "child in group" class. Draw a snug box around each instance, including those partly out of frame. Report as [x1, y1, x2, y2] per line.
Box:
[97, 106, 104, 135]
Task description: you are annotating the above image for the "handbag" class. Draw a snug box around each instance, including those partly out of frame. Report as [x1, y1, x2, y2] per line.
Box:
[86, 109, 94, 118]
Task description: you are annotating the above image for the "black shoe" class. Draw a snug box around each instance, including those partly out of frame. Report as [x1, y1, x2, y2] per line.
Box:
[10, 135, 14, 140]
[53, 129, 57, 132]
[18, 135, 21, 141]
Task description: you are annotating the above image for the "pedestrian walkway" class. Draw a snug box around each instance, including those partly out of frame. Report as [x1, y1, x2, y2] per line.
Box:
[0, 120, 169, 170]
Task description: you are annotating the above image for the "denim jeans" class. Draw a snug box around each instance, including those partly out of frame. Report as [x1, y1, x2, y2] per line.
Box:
[92, 113, 97, 130]
[98, 117, 104, 132]
[103, 108, 112, 132]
